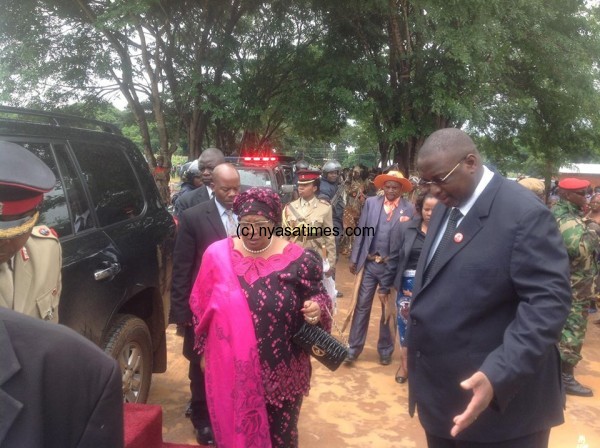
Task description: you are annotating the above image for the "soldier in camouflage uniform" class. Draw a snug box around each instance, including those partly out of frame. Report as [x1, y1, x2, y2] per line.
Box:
[553, 177, 599, 397]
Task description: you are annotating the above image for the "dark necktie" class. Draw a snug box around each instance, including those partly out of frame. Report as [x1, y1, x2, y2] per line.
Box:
[424, 208, 462, 283]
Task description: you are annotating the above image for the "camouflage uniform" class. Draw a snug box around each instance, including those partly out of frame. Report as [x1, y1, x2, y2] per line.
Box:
[553, 199, 599, 366]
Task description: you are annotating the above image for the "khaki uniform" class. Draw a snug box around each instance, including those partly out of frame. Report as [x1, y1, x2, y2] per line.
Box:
[0, 225, 62, 322]
[282, 197, 336, 268]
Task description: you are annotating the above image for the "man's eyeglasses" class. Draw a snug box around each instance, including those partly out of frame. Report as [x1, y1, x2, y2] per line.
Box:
[418, 157, 466, 188]
[238, 220, 272, 232]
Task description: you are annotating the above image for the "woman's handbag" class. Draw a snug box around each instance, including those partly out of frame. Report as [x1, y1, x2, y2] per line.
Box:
[292, 307, 349, 371]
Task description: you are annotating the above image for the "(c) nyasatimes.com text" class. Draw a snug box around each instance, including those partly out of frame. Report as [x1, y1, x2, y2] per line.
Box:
[236, 225, 375, 239]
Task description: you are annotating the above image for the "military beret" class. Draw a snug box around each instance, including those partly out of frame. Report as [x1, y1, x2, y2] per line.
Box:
[0, 141, 55, 219]
[558, 177, 590, 191]
[297, 170, 321, 184]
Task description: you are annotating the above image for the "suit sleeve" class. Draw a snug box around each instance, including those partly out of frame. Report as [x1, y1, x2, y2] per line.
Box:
[479, 206, 571, 412]
[169, 211, 197, 324]
[76, 358, 124, 448]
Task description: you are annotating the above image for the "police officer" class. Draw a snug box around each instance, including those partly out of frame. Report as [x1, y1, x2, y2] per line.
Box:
[553, 177, 598, 397]
[291, 159, 310, 201]
[282, 170, 336, 275]
[172, 159, 203, 204]
[0, 141, 61, 322]
[319, 160, 345, 250]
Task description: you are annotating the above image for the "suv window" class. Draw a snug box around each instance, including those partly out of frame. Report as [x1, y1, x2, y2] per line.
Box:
[54, 144, 94, 235]
[15, 142, 71, 237]
[70, 142, 144, 226]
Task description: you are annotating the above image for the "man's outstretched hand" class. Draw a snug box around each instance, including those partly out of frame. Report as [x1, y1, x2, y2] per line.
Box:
[450, 371, 494, 438]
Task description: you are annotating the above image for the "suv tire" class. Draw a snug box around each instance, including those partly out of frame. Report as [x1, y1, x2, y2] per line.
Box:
[103, 314, 153, 403]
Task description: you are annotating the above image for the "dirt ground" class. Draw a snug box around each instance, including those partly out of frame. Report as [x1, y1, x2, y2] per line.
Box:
[148, 254, 600, 448]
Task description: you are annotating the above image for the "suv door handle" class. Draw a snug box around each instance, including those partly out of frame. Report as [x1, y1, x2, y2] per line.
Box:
[94, 262, 121, 281]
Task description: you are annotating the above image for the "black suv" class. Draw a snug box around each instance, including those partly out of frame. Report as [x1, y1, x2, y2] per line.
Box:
[0, 106, 175, 403]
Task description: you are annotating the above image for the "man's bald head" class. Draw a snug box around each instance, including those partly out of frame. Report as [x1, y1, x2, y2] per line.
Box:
[418, 128, 479, 162]
[197, 148, 225, 184]
[212, 163, 240, 209]
[416, 128, 483, 208]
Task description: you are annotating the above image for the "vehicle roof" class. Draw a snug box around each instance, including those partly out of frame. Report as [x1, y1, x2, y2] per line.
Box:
[0, 106, 122, 135]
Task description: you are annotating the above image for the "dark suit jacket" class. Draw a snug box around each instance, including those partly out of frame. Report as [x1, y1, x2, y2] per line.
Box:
[169, 198, 227, 358]
[173, 185, 210, 217]
[350, 195, 415, 291]
[0, 308, 123, 448]
[408, 174, 571, 442]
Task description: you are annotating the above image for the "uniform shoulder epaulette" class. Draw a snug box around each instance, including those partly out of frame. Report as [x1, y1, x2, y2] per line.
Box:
[31, 225, 59, 240]
[318, 199, 331, 206]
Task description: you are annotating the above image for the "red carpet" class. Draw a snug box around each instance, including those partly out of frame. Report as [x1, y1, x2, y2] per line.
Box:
[124, 403, 199, 448]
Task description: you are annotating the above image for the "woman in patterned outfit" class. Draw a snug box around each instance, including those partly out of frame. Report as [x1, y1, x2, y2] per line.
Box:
[190, 187, 332, 448]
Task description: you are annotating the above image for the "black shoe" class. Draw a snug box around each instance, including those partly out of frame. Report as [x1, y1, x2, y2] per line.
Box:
[195, 424, 215, 445]
[344, 354, 357, 364]
[380, 355, 392, 366]
[184, 400, 192, 418]
[336, 291, 344, 298]
[395, 366, 407, 384]
[562, 373, 594, 397]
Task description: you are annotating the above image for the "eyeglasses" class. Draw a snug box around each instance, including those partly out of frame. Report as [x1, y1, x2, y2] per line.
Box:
[418, 157, 466, 188]
[238, 220, 272, 232]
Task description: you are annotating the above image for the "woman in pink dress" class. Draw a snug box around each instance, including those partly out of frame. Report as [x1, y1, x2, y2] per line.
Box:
[190, 187, 332, 448]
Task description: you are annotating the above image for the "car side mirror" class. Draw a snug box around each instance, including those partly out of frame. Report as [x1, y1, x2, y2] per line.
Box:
[280, 184, 294, 194]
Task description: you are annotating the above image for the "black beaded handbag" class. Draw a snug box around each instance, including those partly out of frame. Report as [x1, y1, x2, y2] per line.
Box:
[292, 309, 348, 371]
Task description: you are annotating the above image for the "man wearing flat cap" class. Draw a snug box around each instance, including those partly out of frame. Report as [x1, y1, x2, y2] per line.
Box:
[345, 170, 415, 365]
[282, 170, 337, 274]
[553, 177, 599, 397]
[0, 141, 62, 322]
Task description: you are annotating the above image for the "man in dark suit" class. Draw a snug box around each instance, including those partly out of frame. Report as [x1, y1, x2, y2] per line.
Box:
[169, 163, 241, 445]
[0, 307, 123, 447]
[408, 128, 571, 447]
[345, 171, 415, 365]
[173, 148, 225, 217]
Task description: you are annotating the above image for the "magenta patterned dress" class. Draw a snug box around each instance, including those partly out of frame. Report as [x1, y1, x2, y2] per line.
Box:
[232, 241, 332, 447]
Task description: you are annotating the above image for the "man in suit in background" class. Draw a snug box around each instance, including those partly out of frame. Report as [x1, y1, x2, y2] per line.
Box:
[0, 307, 123, 447]
[345, 171, 415, 365]
[408, 128, 571, 447]
[169, 163, 241, 445]
[173, 148, 225, 217]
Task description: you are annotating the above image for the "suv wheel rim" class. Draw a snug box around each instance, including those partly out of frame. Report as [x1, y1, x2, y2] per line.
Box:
[119, 341, 145, 402]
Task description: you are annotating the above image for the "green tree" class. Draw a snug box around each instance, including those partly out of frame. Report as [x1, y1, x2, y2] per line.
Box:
[314, 0, 600, 175]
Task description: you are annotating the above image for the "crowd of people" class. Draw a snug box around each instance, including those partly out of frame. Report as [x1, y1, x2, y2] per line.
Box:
[2, 128, 600, 447]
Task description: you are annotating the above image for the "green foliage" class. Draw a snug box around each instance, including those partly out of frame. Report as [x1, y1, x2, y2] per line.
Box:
[2, 0, 600, 176]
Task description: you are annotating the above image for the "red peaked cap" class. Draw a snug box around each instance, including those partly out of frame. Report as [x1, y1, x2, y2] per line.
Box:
[297, 170, 321, 184]
[558, 178, 590, 191]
